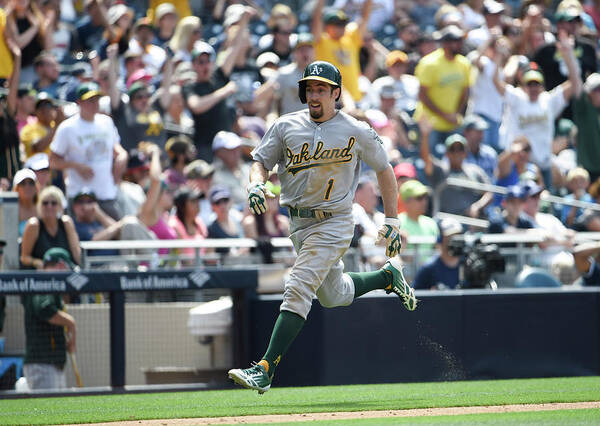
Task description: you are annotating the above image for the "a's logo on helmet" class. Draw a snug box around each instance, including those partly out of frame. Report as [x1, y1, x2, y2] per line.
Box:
[310, 65, 323, 75]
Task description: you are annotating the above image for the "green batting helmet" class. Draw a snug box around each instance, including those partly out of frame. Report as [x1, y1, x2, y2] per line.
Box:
[298, 61, 342, 104]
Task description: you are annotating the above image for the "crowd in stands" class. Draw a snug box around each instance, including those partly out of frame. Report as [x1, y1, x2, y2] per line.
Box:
[3, 0, 600, 287]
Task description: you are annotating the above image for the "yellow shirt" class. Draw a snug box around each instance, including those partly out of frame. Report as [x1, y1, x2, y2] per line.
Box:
[0, 9, 13, 79]
[20, 119, 53, 158]
[149, 0, 191, 20]
[414, 48, 473, 131]
[315, 23, 363, 101]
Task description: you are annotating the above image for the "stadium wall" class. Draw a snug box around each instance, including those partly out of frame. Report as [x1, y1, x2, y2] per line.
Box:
[250, 289, 600, 386]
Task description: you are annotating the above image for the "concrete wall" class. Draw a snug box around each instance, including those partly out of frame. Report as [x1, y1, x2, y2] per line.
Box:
[2, 299, 231, 387]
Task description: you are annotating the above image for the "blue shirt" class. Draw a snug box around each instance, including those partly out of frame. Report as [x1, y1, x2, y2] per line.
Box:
[466, 145, 498, 180]
[413, 254, 461, 290]
[487, 212, 536, 234]
[560, 193, 594, 227]
[583, 258, 600, 286]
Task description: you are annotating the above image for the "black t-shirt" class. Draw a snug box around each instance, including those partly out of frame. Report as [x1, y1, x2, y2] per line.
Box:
[17, 17, 43, 68]
[534, 39, 597, 90]
[112, 99, 166, 151]
[228, 60, 265, 105]
[182, 67, 235, 162]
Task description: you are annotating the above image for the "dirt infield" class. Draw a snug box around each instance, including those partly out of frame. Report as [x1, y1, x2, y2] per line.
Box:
[86, 401, 600, 425]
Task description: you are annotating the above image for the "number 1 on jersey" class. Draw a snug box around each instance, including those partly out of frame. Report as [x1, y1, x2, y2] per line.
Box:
[324, 178, 335, 200]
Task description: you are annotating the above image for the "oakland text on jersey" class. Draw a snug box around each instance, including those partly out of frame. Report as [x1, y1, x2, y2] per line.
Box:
[285, 137, 355, 175]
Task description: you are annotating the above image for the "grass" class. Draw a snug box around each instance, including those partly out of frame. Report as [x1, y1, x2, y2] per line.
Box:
[1, 376, 600, 424]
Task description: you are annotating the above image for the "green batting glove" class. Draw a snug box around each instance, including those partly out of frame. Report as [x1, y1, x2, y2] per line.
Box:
[376, 217, 402, 258]
[247, 182, 274, 215]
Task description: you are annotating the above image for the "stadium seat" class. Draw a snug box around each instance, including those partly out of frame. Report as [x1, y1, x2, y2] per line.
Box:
[515, 267, 562, 288]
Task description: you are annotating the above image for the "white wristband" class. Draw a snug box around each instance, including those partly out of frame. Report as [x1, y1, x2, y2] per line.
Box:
[384, 217, 400, 228]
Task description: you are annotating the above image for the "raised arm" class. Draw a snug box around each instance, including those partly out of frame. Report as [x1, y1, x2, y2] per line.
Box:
[5, 35, 21, 117]
[556, 30, 581, 100]
[418, 117, 434, 177]
[221, 7, 256, 77]
[492, 56, 507, 96]
[106, 43, 121, 112]
[311, 0, 326, 42]
[357, 0, 373, 40]
[186, 81, 238, 115]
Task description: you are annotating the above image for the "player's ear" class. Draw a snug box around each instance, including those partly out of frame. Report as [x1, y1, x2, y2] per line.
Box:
[333, 86, 341, 101]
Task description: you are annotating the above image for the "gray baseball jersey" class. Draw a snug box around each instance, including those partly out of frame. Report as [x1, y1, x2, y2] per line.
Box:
[252, 109, 390, 214]
[252, 109, 390, 319]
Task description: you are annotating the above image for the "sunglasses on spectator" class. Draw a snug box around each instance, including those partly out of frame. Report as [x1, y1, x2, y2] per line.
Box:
[413, 194, 428, 201]
[521, 146, 531, 152]
[19, 179, 36, 187]
[447, 146, 465, 153]
[526, 81, 542, 87]
[195, 58, 211, 65]
[42, 199, 58, 206]
[133, 93, 150, 100]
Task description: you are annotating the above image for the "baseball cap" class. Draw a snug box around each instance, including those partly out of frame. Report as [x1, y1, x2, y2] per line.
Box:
[556, 118, 576, 137]
[522, 180, 543, 197]
[126, 68, 153, 89]
[127, 81, 148, 97]
[445, 133, 467, 148]
[385, 50, 408, 68]
[74, 187, 97, 202]
[35, 92, 56, 108]
[224, 4, 245, 27]
[379, 84, 396, 99]
[523, 70, 544, 84]
[583, 73, 600, 93]
[256, 52, 280, 69]
[323, 9, 349, 25]
[555, 7, 581, 22]
[155, 2, 177, 22]
[191, 41, 215, 60]
[76, 82, 103, 100]
[394, 162, 417, 179]
[126, 149, 149, 171]
[463, 115, 489, 131]
[400, 179, 429, 201]
[107, 4, 133, 25]
[483, 0, 505, 15]
[209, 187, 231, 203]
[13, 168, 37, 187]
[504, 184, 527, 201]
[212, 131, 242, 151]
[134, 16, 153, 31]
[434, 25, 465, 42]
[184, 159, 215, 179]
[25, 153, 50, 171]
[293, 33, 314, 49]
[43, 247, 75, 268]
[439, 217, 463, 237]
[70, 61, 93, 79]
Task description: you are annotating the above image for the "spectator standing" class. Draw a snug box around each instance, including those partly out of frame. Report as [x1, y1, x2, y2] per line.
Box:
[20, 185, 81, 270]
[487, 185, 535, 234]
[0, 7, 14, 81]
[32, 52, 62, 99]
[274, 33, 315, 116]
[168, 16, 202, 64]
[420, 121, 493, 218]
[371, 50, 419, 114]
[398, 180, 439, 256]
[259, 4, 297, 66]
[22, 247, 77, 390]
[462, 115, 497, 180]
[207, 187, 246, 255]
[494, 31, 578, 189]
[152, 3, 178, 47]
[182, 13, 252, 161]
[211, 131, 251, 209]
[129, 17, 167, 75]
[571, 73, 600, 183]
[75, 0, 110, 53]
[0, 37, 23, 182]
[14, 168, 38, 237]
[14, 84, 36, 134]
[184, 159, 215, 225]
[20, 92, 63, 159]
[495, 136, 543, 204]
[169, 186, 208, 265]
[466, 0, 505, 47]
[533, 5, 597, 93]
[312, 0, 373, 102]
[163, 135, 196, 188]
[413, 217, 463, 290]
[49, 82, 128, 220]
[414, 25, 473, 158]
[24, 153, 51, 188]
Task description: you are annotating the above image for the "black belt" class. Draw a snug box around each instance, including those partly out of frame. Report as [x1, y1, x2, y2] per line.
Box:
[288, 207, 333, 219]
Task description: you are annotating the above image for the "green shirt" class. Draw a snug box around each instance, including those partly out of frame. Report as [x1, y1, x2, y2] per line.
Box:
[21, 294, 66, 366]
[572, 93, 600, 174]
[399, 212, 439, 258]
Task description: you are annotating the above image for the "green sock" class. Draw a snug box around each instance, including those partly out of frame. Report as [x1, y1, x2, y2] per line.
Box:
[348, 270, 391, 298]
[262, 310, 305, 373]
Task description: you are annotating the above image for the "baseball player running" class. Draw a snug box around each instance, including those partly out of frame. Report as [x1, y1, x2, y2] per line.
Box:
[228, 61, 417, 394]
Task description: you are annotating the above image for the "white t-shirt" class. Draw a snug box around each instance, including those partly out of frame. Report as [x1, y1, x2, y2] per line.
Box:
[371, 75, 419, 112]
[469, 56, 503, 122]
[499, 85, 566, 167]
[51, 113, 120, 200]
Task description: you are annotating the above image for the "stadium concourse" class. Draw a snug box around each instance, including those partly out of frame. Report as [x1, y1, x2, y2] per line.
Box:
[2, 0, 600, 393]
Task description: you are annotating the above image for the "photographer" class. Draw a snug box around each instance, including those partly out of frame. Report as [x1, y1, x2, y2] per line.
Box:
[413, 217, 463, 290]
